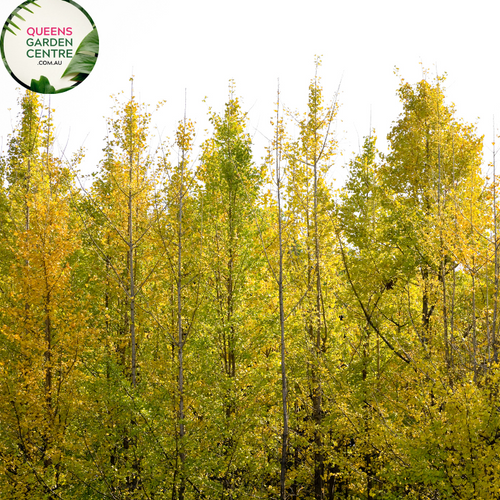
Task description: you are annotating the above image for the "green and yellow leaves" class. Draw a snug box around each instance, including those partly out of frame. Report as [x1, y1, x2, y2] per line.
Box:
[0, 90, 83, 497]
[1, 68, 500, 499]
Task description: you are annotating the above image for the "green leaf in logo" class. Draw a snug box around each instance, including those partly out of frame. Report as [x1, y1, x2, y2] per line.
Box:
[20, 0, 42, 15]
[13, 13, 26, 22]
[2, 1, 39, 38]
[61, 28, 98, 82]
[31, 75, 56, 94]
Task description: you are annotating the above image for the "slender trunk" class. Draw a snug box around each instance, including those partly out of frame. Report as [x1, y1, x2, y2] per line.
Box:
[43, 101, 54, 476]
[43, 288, 53, 476]
[312, 77, 323, 499]
[451, 140, 457, 368]
[44, 291, 52, 403]
[470, 165, 477, 380]
[437, 126, 451, 369]
[292, 401, 300, 499]
[441, 257, 450, 365]
[493, 124, 499, 362]
[172, 336, 179, 500]
[276, 88, 289, 500]
[227, 204, 235, 380]
[25, 157, 30, 233]
[24, 158, 31, 336]
[23, 94, 37, 334]
[377, 336, 380, 381]
[422, 133, 432, 347]
[177, 114, 186, 500]
[472, 258, 477, 380]
[362, 329, 372, 499]
[487, 275, 491, 364]
[128, 128, 137, 388]
[223, 107, 236, 499]
[127, 94, 139, 495]
[105, 234, 111, 372]
[450, 248, 456, 371]
[421, 264, 432, 345]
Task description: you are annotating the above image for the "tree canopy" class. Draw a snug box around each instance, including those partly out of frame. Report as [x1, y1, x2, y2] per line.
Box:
[0, 70, 498, 500]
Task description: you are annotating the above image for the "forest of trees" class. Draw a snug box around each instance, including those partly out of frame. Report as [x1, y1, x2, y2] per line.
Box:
[1, 64, 499, 499]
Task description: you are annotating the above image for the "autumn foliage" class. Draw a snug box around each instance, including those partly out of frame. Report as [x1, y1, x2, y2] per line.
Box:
[1, 67, 499, 499]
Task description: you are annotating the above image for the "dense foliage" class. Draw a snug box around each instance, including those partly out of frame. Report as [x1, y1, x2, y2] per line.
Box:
[0, 66, 498, 499]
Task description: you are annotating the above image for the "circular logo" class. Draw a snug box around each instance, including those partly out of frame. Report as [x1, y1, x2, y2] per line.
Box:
[1, 0, 98, 94]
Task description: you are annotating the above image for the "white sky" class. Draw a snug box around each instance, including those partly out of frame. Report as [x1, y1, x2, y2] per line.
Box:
[1, 0, 499, 186]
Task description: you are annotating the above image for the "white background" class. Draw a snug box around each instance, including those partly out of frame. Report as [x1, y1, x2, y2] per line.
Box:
[0, 0, 499, 186]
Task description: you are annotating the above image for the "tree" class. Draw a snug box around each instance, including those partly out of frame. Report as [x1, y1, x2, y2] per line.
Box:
[197, 85, 268, 498]
[0, 91, 83, 498]
[382, 73, 483, 354]
[265, 85, 290, 500]
[74, 88, 164, 496]
[284, 59, 339, 499]
[155, 112, 202, 499]
[337, 72, 491, 498]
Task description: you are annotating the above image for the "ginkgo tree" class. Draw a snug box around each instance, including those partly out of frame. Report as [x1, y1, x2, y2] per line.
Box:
[153, 113, 203, 500]
[0, 91, 85, 498]
[72, 89, 167, 497]
[337, 73, 493, 499]
[283, 62, 341, 500]
[196, 86, 276, 499]
[382, 73, 483, 357]
[1, 66, 500, 500]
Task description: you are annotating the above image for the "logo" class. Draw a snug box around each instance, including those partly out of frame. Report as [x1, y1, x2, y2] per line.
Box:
[1, 0, 98, 94]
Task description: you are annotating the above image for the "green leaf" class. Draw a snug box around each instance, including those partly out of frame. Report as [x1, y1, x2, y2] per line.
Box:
[62, 29, 98, 80]
[63, 54, 96, 78]
[66, 73, 87, 83]
[4, 17, 21, 35]
[30, 76, 56, 94]
[76, 27, 99, 54]
[23, 0, 41, 8]
[4, 1, 40, 35]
